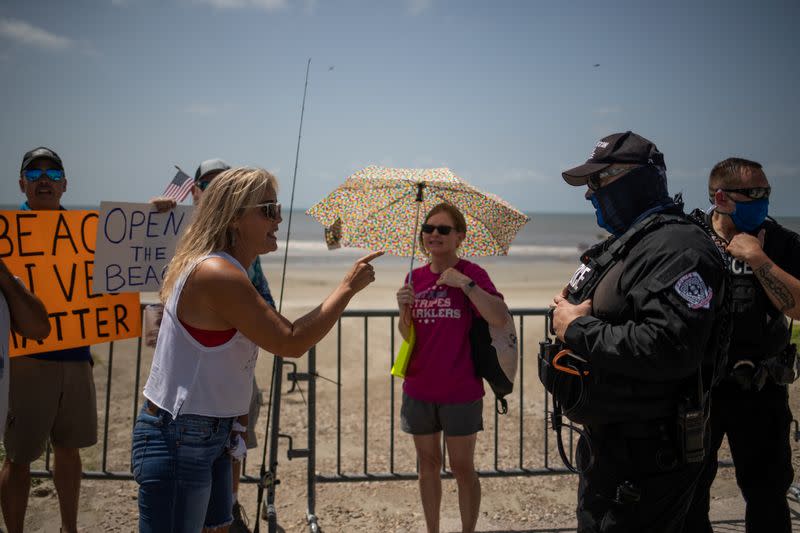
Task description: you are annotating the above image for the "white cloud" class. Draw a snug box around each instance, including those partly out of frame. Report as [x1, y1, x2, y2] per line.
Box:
[0, 18, 73, 51]
[194, 0, 289, 10]
[408, 0, 432, 16]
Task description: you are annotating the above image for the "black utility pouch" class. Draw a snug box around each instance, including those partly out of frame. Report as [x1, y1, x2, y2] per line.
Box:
[768, 343, 799, 385]
[677, 402, 706, 464]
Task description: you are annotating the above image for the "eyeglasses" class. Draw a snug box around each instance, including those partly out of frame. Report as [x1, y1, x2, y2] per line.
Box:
[196, 179, 212, 191]
[23, 169, 65, 181]
[421, 223, 454, 235]
[251, 202, 282, 219]
[722, 187, 771, 200]
[587, 166, 640, 191]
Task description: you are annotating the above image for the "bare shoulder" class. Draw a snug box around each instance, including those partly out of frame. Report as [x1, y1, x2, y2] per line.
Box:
[187, 257, 250, 295]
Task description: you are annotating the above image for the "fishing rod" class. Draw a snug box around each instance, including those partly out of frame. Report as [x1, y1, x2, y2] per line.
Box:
[254, 57, 312, 533]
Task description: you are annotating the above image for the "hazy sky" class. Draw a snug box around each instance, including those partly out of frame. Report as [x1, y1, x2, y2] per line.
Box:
[1, 0, 798, 215]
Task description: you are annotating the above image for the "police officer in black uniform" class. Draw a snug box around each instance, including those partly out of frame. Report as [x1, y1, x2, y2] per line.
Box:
[549, 132, 728, 532]
[683, 158, 800, 533]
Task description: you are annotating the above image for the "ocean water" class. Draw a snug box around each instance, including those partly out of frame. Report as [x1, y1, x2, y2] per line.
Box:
[263, 209, 800, 267]
[4, 204, 798, 267]
[264, 210, 602, 266]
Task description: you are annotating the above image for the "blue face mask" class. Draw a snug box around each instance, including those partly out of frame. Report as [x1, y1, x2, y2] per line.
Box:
[730, 198, 768, 232]
[590, 194, 616, 235]
[587, 166, 671, 236]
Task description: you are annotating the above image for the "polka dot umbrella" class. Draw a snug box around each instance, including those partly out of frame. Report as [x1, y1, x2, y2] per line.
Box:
[306, 166, 530, 269]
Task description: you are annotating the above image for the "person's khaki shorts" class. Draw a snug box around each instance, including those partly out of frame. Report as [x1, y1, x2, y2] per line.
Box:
[4, 357, 98, 464]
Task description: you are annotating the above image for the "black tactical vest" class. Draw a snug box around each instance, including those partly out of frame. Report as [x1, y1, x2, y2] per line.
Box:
[717, 217, 791, 364]
[539, 211, 729, 425]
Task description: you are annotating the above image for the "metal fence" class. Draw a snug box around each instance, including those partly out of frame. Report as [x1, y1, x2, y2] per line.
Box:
[287, 307, 580, 530]
[23, 305, 738, 533]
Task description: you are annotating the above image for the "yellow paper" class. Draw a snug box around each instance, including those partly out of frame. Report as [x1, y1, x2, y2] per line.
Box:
[391, 323, 415, 378]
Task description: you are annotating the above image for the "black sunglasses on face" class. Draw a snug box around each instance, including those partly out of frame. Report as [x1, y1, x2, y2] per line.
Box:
[587, 166, 641, 191]
[421, 223, 454, 235]
[196, 179, 212, 191]
[722, 187, 771, 200]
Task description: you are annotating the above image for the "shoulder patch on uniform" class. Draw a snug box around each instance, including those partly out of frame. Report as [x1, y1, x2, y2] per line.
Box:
[673, 272, 713, 309]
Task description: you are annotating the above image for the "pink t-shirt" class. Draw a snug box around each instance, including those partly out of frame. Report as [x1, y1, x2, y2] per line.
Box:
[402, 259, 503, 404]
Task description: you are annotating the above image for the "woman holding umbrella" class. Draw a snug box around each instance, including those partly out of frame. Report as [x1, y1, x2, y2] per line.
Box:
[132, 167, 381, 533]
[396, 202, 509, 533]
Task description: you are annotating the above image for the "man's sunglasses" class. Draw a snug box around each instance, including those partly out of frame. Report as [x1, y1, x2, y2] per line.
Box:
[587, 166, 640, 191]
[722, 187, 771, 200]
[421, 223, 454, 235]
[196, 179, 212, 191]
[251, 202, 282, 220]
[23, 169, 65, 181]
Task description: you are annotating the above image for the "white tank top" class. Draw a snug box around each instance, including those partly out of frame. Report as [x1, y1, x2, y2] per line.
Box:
[143, 252, 259, 418]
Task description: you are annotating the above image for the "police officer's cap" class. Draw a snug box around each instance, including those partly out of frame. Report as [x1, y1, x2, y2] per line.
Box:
[562, 131, 666, 186]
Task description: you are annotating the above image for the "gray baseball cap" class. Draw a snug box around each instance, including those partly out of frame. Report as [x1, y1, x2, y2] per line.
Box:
[21, 146, 64, 172]
[194, 158, 231, 182]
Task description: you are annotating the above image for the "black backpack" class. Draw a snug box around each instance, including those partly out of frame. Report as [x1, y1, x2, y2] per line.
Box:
[470, 313, 518, 414]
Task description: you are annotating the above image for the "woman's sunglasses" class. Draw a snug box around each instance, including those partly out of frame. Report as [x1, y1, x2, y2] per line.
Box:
[23, 169, 65, 182]
[421, 223, 454, 235]
[251, 202, 282, 220]
[722, 187, 771, 200]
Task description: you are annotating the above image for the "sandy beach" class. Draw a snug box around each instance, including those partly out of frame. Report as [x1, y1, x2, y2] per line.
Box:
[5, 256, 800, 532]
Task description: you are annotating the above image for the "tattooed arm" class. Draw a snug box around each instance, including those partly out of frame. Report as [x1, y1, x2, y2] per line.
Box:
[727, 232, 800, 319]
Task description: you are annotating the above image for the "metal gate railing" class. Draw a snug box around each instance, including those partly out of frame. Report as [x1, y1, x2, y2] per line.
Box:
[20, 305, 735, 533]
[280, 307, 582, 530]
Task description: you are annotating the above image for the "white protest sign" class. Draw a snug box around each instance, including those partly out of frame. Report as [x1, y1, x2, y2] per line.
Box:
[93, 202, 194, 293]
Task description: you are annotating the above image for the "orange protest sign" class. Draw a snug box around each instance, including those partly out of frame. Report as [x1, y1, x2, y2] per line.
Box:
[0, 210, 142, 356]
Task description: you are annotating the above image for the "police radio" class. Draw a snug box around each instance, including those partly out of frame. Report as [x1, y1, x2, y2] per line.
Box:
[677, 400, 706, 465]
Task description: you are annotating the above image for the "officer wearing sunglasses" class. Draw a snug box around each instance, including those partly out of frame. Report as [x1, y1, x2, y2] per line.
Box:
[18, 146, 68, 211]
[551, 132, 728, 532]
[683, 158, 800, 533]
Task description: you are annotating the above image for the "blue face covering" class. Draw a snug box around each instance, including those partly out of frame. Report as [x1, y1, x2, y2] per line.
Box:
[730, 198, 769, 232]
[587, 166, 671, 236]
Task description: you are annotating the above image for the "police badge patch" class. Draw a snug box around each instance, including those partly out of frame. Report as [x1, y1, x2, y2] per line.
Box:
[674, 272, 713, 309]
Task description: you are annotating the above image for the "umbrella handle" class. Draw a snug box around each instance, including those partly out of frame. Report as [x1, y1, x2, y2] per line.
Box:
[407, 184, 424, 289]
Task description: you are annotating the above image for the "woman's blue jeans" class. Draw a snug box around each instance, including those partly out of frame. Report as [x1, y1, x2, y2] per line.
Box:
[132, 402, 234, 532]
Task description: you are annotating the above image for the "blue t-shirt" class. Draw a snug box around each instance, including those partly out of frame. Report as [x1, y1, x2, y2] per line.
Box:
[20, 201, 91, 362]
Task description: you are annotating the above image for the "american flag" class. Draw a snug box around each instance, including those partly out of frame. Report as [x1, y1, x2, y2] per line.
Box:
[161, 167, 194, 202]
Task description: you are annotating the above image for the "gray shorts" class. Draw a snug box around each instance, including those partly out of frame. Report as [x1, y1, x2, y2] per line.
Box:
[400, 393, 483, 437]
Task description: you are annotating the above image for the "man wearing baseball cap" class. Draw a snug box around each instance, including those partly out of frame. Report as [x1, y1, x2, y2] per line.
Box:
[547, 132, 729, 531]
[151, 158, 274, 532]
[1, 147, 98, 533]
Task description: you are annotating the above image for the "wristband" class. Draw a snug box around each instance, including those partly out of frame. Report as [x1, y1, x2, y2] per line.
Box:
[464, 280, 476, 293]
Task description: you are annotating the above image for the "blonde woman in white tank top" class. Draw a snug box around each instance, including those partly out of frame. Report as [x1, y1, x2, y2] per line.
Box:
[132, 168, 382, 533]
